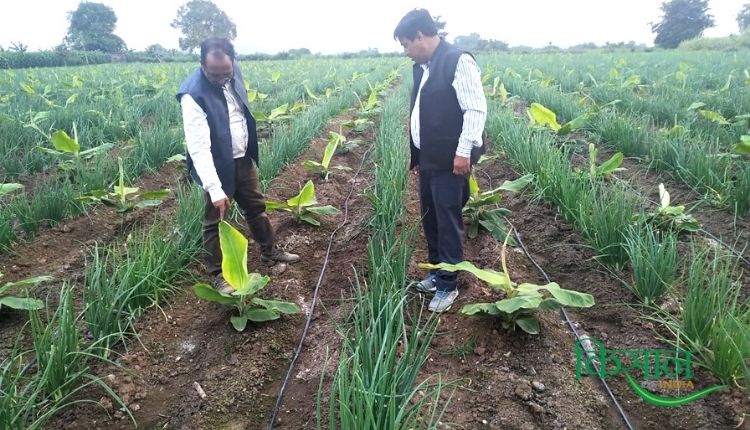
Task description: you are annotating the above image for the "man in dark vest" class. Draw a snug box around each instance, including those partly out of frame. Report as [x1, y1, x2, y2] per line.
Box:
[176, 37, 299, 293]
[394, 10, 487, 312]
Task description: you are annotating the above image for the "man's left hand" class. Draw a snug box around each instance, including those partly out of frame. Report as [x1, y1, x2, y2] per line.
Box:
[453, 155, 471, 176]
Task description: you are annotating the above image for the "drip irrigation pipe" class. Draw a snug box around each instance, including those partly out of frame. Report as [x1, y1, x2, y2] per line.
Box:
[506, 218, 636, 430]
[267, 146, 372, 430]
[470, 168, 635, 428]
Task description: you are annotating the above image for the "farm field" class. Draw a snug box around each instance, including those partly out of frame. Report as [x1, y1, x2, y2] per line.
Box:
[0, 50, 748, 430]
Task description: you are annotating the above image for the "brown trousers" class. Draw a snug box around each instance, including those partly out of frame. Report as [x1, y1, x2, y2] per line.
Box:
[203, 157, 274, 276]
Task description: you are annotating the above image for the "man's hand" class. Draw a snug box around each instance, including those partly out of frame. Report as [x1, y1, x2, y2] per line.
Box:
[453, 155, 471, 176]
[213, 197, 230, 220]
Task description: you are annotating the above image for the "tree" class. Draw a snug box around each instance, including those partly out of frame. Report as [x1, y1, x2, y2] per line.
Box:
[146, 43, 168, 54]
[454, 33, 482, 51]
[9, 42, 28, 53]
[65, 2, 126, 52]
[652, 0, 714, 49]
[454, 33, 508, 52]
[738, 2, 750, 32]
[434, 15, 448, 39]
[287, 48, 311, 57]
[171, 0, 236, 52]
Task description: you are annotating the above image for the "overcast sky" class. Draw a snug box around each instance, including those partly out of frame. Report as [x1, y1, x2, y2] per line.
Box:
[0, 0, 746, 54]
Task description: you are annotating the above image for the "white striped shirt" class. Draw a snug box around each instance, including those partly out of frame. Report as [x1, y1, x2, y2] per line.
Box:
[180, 84, 248, 203]
[410, 54, 487, 158]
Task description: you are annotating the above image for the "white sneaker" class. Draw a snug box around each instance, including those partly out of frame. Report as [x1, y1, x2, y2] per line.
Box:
[413, 274, 437, 294]
[428, 289, 459, 313]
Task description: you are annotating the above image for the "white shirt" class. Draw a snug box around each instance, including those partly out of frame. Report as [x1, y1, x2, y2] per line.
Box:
[410, 54, 487, 158]
[180, 84, 249, 203]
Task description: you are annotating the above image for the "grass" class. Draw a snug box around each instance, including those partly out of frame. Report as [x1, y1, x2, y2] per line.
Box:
[321, 76, 447, 429]
[3, 283, 134, 429]
[438, 334, 478, 360]
[623, 221, 678, 305]
[653, 243, 750, 389]
[30, 284, 87, 401]
[0, 205, 18, 252]
[82, 243, 137, 356]
[491, 63, 749, 217]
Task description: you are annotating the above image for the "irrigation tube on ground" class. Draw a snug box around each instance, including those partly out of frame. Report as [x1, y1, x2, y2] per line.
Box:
[267, 146, 373, 430]
[505, 218, 637, 430]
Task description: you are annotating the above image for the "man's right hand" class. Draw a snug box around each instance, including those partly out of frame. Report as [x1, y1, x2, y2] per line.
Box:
[214, 197, 230, 220]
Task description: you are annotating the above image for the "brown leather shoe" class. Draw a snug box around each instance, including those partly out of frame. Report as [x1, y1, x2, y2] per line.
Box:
[260, 248, 300, 265]
[212, 275, 234, 294]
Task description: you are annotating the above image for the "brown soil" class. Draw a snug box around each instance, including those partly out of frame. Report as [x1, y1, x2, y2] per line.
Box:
[262, 149, 750, 429]
[262, 141, 749, 429]
[38, 109, 378, 430]
[4, 99, 748, 430]
[0, 162, 184, 359]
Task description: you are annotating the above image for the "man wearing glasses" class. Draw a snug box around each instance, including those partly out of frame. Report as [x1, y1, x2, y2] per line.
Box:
[177, 37, 299, 293]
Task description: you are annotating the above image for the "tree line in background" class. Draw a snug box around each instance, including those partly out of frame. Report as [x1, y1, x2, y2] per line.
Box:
[1, 0, 749, 69]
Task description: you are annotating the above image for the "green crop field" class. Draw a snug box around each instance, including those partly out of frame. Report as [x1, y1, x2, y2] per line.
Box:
[0, 49, 748, 429]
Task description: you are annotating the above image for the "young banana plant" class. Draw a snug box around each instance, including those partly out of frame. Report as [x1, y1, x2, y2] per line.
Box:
[358, 88, 380, 116]
[303, 131, 352, 180]
[463, 173, 533, 243]
[341, 118, 372, 133]
[192, 221, 300, 331]
[0, 272, 50, 311]
[35, 124, 113, 173]
[527, 102, 592, 136]
[253, 103, 290, 128]
[265, 180, 340, 226]
[78, 157, 170, 219]
[584, 143, 624, 179]
[0, 183, 24, 197]
[633, 184, 700, 233]
[732, 135, 750, 157]
[420, 245, 594, 334]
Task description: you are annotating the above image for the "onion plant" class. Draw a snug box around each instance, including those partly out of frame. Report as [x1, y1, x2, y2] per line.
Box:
[577, 185, 634, 268]
[30, 284, 87, 401]
[322, 79, 446, 429]
[680, 245, 749, 387]
[623, 222, 678, 305]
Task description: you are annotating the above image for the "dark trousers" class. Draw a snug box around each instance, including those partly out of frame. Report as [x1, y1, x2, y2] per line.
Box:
[419, 169, 469, 292]
[203, 157, 275, 276]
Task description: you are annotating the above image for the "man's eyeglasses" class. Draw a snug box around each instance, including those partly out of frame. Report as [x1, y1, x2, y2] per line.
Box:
[203, 69, 233, 86]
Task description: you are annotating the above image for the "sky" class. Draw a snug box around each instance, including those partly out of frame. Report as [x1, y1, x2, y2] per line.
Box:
[0, 0, 746, 54]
